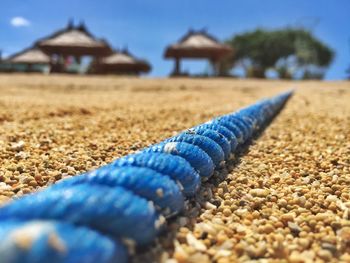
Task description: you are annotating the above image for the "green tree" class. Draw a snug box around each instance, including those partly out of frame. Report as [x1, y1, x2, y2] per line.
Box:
[220, 28, 334, 79]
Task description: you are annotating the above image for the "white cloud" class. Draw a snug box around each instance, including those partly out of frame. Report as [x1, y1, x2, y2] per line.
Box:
[10, 17, 31, 27]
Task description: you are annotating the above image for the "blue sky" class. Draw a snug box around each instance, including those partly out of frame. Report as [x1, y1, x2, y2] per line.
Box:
[1, 0, 349, 79]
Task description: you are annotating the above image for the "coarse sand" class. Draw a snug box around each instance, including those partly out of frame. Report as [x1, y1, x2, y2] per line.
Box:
[0, 74, 349, 262]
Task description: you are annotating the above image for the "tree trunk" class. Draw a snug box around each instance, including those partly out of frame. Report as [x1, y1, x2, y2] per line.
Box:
[277, 66, 292, 79]
[247, 67, 266, 78]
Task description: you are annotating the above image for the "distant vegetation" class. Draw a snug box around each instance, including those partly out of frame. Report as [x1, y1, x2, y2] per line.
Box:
[219, 28, 334, 80]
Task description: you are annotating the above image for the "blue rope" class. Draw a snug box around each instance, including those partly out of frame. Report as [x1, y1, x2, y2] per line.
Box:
[164, 133, 225, 168]
[194, 123, 238, 151]
[144, 142, 215, 178]
[0, 220, 128, 263]
[51, 166, 184, 218]
[0, 90, 293, 263]
[0, 184, 161, 246]
[188, 128, 231, 160]
[111, 152, 201, 197]
[210, 118, 245, 144]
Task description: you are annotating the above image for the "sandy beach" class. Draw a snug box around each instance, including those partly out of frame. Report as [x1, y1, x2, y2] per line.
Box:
[0, 74, 349, 262]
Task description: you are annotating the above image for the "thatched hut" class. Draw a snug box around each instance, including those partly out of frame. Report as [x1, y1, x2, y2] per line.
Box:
[164, 29, 232, 76]
[91, 49, 151, 75]
[5, 46, 50, 73]
[37, 22, 112, 57]
[36, 21, 112, 73]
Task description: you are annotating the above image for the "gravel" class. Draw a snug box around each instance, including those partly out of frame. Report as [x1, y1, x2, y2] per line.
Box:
[0, 75, 349, 262]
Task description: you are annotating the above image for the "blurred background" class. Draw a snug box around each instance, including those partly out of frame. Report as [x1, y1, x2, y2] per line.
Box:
[0, 0, 349, 80]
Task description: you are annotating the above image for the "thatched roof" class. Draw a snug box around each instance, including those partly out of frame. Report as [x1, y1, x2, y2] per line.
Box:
[96, 49, 151, 74]
[164, 29, 232, 60]
[6, 47, 50, 64]
[37, 22, 112, 56]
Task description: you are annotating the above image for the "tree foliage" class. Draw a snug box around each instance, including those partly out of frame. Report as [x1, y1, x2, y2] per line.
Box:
[219, 28, 334, 79]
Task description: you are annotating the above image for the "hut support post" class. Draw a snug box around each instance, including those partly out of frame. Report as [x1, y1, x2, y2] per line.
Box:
[75, 56, 82, 74]
[211, 59, 219, 77]
[75, 56, 82, 65]
[174, 57, 181, 76]
[27, 63, 33, 73]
